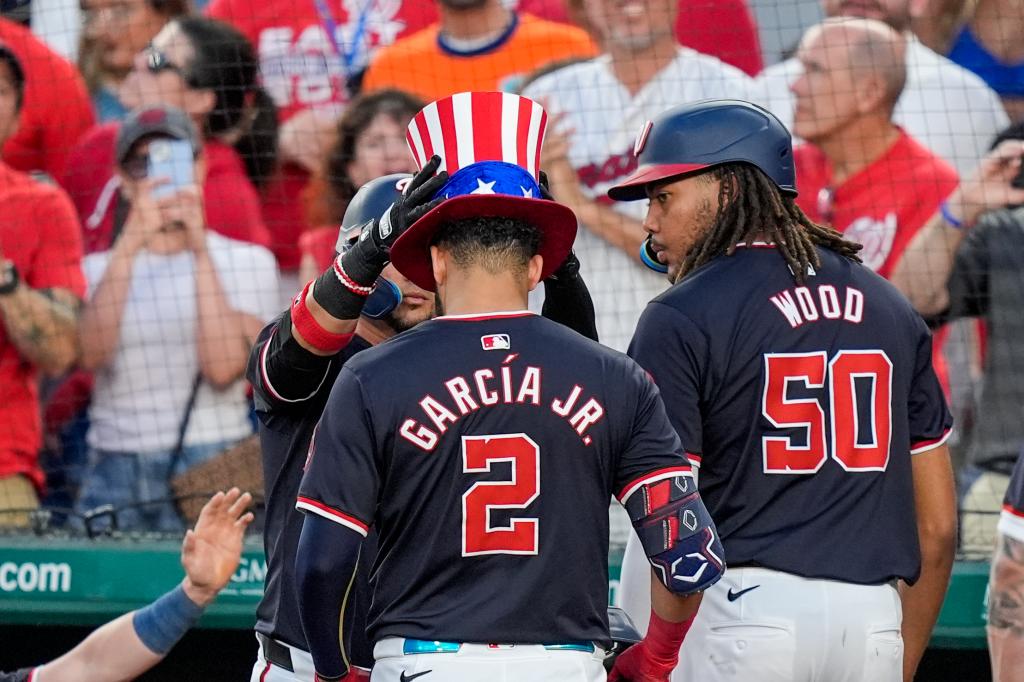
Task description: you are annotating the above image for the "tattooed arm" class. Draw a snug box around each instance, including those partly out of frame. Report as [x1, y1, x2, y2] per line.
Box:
[0, 284, 81, 377]
[989, 533, 1024, 681]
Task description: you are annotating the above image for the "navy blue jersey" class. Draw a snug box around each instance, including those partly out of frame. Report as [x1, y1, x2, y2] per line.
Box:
[248, 314, 374, 664]
[298, 311, 689, 646]
[0, 669, 32, 682]
[629, 245, 952, 585]
[1000, 451, 1024, 542]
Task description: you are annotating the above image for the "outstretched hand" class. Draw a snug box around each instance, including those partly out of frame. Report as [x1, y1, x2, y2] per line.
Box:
[181, 488, 254, 606]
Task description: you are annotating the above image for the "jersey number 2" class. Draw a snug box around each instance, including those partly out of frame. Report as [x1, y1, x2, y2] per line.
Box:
[461, 434, 540, 556]
[762, 350, 892, 473]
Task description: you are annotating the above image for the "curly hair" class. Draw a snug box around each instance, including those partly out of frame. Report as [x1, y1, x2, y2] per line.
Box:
[677, 163, 862, 284]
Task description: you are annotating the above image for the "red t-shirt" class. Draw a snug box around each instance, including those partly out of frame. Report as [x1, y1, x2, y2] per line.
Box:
[795, 130, 959, 393]
[0, 163, 86, 487]
[205, 0, 437, 270]
[0, 18, 94, 179]
[206, 0, 436, 121]
[517, 0, 764, 76]
[299, 225, 338, 273]
[795, 130, 959, 280]
[59, 124, 272, 254]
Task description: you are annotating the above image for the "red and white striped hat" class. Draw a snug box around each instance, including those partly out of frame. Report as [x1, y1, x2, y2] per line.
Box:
[390, 91, 577, 292]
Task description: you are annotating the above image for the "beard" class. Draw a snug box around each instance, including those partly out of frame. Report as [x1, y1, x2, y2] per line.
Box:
[380, 300, 434, 333]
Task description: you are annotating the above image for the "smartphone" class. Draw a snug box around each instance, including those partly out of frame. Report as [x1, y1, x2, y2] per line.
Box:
[148, 138, 195, 199]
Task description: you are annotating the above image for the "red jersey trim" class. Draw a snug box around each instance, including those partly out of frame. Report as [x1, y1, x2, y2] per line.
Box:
[686, 452, 702, 467]
[295, 497, 369, 537]
[910, 428, 952, 455]
[1003, 504, 1024, 519]
[435, 310, 536, 322]
[999, 506, 1024, 544]
[617, 466, 694, 504]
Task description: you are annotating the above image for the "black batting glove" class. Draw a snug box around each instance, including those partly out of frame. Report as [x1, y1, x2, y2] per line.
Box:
[346, 155, 449, 273]
[545, 249, 581, 283]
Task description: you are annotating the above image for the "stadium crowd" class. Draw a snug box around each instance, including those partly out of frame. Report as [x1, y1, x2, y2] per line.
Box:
[0, 0, 1022, 678]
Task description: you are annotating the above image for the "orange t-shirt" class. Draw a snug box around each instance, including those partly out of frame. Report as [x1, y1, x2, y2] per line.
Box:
[362, 13, 597, 102]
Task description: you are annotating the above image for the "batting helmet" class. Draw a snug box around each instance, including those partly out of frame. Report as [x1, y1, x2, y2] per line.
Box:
[607, 99, 797, 202]
[338, 173, 412, 319]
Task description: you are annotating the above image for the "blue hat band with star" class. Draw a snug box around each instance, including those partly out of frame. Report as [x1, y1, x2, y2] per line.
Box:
[433, 161, 541, 202]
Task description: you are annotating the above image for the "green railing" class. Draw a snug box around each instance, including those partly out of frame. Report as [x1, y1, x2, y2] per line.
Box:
[0, 537, 990, 649]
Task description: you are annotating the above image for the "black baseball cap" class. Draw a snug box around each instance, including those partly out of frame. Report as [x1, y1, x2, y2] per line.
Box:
[116, 104, 201, 165]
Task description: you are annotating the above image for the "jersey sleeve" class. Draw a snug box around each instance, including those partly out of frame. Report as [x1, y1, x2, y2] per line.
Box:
[297, 366, 379, 536]
[999, 454, 1024, 542]
[946, 217, 992, 319]
[247, 310, 335, 411]
[907, 321, 953, 455]
[627, 301, 707, 464]
[26, 186, 86, 297]
[613, 361, 692, 504]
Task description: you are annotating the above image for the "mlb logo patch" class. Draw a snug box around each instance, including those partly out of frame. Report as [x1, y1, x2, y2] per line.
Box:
[481, 334, 510, 351]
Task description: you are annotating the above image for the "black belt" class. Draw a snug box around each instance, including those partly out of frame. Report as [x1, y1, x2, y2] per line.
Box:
[258, 632, 294, 672]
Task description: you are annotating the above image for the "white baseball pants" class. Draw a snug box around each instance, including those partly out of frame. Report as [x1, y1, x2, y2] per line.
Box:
[370, 638, 607, 682]
[618, 533, 904, 681]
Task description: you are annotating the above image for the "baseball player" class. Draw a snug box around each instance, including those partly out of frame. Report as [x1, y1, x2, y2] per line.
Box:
[294, 92, 723, 682]
[990, 450, 1024, 680]
[611, 99, 957, 682]
[248, 165, 599, 681]
[0, 489, 254, 682]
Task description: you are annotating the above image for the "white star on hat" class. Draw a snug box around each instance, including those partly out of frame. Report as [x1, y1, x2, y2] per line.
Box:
[471, 179, 497, 194]
[520, 187, 534, 198]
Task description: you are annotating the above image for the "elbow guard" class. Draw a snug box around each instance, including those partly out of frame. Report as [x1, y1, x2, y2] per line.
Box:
[621, 471, 725, 595]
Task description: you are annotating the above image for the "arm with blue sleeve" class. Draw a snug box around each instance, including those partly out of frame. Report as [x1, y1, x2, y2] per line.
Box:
[296, 516, 364, 680]
[25, 490, 255, 682]
[295, 367, 382, 680]
[610, 306, 723, 681]
[247, 311, 339, 410]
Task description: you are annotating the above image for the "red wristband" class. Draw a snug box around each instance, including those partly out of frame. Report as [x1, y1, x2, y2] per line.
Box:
[644, 608, 695, 663]
[291, 281, 354, 354]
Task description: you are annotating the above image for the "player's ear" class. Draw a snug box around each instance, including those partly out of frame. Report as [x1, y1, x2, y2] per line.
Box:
[526, 254, 543, 291]
[430, 245, 447, 288]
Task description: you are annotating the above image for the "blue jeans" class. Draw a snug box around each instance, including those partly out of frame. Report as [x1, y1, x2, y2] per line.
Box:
[75, 440, 231, 534]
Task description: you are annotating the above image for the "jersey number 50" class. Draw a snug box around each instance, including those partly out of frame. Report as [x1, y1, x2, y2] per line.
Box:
[461, 433, 540, 557]
[762, 350, 892, 474]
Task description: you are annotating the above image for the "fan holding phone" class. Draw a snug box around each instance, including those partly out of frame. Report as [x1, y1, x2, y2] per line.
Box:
[75, 104, 280, 534]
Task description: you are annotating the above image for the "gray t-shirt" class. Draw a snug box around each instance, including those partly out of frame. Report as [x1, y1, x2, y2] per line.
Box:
[947, 207, 1024, 473]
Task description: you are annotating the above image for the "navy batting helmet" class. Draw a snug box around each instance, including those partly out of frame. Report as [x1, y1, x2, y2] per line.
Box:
[607, 99, 797, 202]
[338, 173, 412, 320]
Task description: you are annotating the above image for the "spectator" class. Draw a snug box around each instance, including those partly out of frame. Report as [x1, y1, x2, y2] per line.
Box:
[61, 16, 276, 255]
[557, 0, 764, 75]
[0, 44, 86, 528]
[891, 134, 1024, 557]
[791, 18, 959, 281]
[299, 89, 422, 280]
[75, 105, 279, 533]
[522, 0, 758, 350]
[0, 17, 94, 179]
[947, 0, 1024, 123]
[78, 0, 188, 122]
[361, 0, 597, 101]
[206, 0, 437, 285]
[757, 0, 1010, 176]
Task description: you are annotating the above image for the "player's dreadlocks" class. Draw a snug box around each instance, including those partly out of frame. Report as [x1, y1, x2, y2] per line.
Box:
[678, 163, 862, 285]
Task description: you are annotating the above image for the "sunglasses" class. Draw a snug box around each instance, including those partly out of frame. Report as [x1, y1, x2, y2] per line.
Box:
[142, 46, 195, 86]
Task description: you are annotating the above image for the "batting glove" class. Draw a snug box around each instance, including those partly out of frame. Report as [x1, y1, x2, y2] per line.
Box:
[348, 154, 448, 271]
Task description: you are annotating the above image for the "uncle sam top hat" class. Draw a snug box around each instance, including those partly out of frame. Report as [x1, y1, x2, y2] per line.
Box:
[389, 91, 578, 292]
